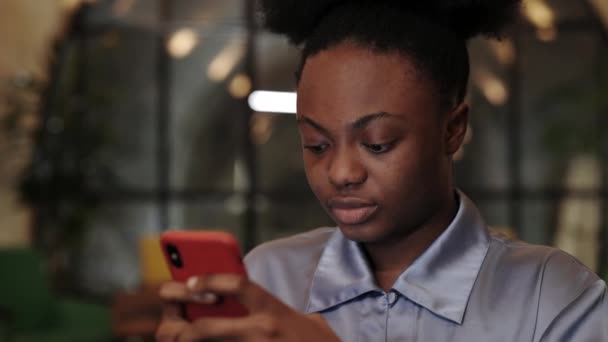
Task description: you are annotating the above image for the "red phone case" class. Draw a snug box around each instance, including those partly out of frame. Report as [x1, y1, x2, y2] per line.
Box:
[160, 230, 249, 320]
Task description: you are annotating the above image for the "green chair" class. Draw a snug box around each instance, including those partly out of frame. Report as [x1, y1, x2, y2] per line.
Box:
[0, 248, 111, 342]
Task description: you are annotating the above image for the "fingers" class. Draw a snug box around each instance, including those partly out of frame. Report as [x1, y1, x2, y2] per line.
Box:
[157, 304, 279, 342]
[159, 276, 273, 311]
[177, 314, 280, 341]
[159, 280, 189, 301]
[162, 302, 182, 319]
[159, 280, 218, 305]
[156, 319, 188, 341]
[186, 274, 248, 295]
[157, 279, 278, 342]
[156, 302, 188, 341]
[186, 275, 282, 313]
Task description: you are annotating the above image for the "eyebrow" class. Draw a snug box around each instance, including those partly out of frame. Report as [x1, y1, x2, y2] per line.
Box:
[297, 111, 405, 134]
[296, 115, 331, 136]
[351, 111, 405, 130]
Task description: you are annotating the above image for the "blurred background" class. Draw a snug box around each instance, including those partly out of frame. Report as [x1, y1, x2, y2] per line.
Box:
[0, 0, 606, 340]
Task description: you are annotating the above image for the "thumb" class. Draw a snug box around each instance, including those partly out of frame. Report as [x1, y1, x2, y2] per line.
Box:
[187, 274, 289, 314]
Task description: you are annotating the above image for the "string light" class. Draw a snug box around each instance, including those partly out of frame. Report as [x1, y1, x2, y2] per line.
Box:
[523, 0, 558, 42]
[473, 69, 509, 106]
[488, 39, 516, 66]
[207, 39, 245, 82]
[167, 29, 198, 59]
[228, 74, 252, 99]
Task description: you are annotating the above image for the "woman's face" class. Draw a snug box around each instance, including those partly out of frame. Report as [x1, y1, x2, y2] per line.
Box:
[297, 42, 464, 244]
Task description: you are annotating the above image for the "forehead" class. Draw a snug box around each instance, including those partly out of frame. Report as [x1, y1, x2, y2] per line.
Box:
[296, 42, 438, 122]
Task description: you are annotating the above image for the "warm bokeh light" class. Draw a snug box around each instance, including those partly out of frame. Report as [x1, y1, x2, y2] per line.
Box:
[488, 39, 516, 66]
[482, 78, 508, 106]
[473, 69, 509, 106]
[589, 0, 608, 29]
[167, 28, 198, 59]
[250, 112, 274, 145]
[228, 73, 252, 99]
[523, 0, 555, 30]
[207, 38, 245, 82]
[523, 0, 559, 43]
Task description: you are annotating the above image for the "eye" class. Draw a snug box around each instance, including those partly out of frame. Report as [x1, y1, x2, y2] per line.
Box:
[363, 142, 394, 154]
[304, 143, 329, 155]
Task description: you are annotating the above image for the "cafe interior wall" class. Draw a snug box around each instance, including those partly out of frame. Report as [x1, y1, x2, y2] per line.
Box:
[1, 0, 606, 296]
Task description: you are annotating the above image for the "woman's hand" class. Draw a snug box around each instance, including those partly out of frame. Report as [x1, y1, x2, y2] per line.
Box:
[155, 274, 340, 342]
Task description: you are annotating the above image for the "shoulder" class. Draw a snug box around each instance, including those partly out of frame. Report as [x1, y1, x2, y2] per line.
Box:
[244, 227, 335, 268]
[484, 231, 603, 320]
[470, 232, 605, 336]
[487, 231, 599, 292]
[487, 236, 608, 340]
[243, 227, 336, 310]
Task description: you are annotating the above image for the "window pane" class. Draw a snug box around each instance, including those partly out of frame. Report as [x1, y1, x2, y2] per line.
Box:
[455, 38, 510, 190]
[86, 26, 159, 190]
[255, 32, 300, 91]
[77, 201, 160, 295]
[257, 194, 333, 241]
[520, 31, 602, 189]
[168, 198, 241, 236]
[255, 113, 309, 193]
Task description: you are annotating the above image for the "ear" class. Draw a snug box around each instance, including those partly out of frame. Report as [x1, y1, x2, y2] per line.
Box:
[444, 102, 469, 155]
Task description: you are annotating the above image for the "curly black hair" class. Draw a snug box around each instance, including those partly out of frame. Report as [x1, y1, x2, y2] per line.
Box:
[259, 0, 521, 110]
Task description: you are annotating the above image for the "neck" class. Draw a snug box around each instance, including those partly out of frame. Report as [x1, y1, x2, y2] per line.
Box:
[362, 191, 458, 291]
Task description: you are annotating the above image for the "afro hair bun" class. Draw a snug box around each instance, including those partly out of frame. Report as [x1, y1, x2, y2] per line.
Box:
[259, 0, 522, 44]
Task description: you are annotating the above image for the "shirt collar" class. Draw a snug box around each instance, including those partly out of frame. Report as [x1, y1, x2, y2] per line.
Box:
[306, 190, 490, 324]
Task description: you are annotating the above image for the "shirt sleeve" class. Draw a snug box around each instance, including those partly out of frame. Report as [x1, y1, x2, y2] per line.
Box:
[537, 279, 607, 341]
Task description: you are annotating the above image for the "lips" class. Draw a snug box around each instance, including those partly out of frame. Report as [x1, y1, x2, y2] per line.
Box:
[327, 197, 379, 225]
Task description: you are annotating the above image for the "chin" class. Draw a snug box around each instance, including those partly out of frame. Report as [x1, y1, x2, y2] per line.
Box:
[338, 223, 388, 243]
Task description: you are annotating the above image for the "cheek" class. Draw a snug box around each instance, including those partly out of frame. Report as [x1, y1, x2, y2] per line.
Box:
[367, 139, 439, 193]
[302, 155, 327, 195]
[367, 156, 415, 194]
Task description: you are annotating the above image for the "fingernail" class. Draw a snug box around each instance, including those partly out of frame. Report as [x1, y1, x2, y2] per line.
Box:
[192, 292, 218, 304]
[186, 276, 198, 290]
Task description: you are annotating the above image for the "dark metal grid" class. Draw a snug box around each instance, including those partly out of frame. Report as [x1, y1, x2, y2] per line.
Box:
[156, 0, 171, 231]
[32, 0, 608, 270]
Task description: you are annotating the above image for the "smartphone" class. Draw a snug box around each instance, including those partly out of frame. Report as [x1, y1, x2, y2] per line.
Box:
[160, 230, 249, 320]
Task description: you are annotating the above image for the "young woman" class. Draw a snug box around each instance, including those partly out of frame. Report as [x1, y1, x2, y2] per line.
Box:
[156, 1, 608, 340]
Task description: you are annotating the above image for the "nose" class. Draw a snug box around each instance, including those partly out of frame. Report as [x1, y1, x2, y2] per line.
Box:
[327, 148, 367, 189]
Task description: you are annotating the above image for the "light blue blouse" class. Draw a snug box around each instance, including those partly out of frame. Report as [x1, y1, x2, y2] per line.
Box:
[244, 192, 608, 341]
